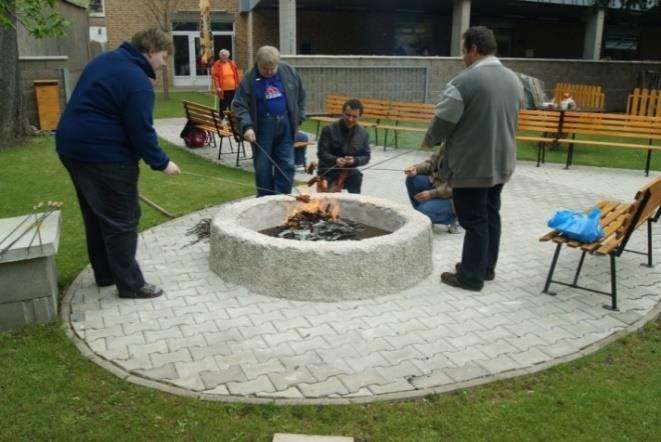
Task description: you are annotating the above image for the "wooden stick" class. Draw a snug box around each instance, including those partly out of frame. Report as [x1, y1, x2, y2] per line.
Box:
[139, 194, 176, 219]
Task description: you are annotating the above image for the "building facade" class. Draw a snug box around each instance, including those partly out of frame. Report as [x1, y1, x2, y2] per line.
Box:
[88, 0, 659, 89]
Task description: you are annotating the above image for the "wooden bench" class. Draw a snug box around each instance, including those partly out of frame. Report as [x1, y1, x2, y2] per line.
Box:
[221, 109, 251, 167]
[308, 95, 388, 143]
[540, 176, 661, 310]
[182, 100, 249, 166]
[517, 109, 563, 166]
[553, 82, 605, 110]
[377, 101, 435, 150]
[627, 88, 661, 117]
[182, 100, 245, 165]
[517, 109, 661, 176]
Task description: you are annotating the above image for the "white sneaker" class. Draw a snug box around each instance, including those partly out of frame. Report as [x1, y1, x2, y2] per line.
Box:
[447, 223, 462, 234]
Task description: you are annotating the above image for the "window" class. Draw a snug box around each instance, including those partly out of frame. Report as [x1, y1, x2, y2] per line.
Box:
[89, 0, 104, 16]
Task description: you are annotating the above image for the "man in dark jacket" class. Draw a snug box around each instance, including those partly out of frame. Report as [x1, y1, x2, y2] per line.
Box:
[317, 98, 371, 193]
[56, 28, 180, 299]
[233, 45, 306, 197]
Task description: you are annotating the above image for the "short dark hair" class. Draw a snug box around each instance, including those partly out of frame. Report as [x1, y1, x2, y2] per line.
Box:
[343, 98, 363, 116]
[462, 26, 497, 56]
[131, 28, 173, 54]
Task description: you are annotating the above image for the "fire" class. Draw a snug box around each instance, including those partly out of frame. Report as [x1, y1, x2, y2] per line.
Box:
[284, 191, 341, 225]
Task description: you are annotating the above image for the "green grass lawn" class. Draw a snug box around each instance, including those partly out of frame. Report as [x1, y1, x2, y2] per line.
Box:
[1, 116, 659, 440]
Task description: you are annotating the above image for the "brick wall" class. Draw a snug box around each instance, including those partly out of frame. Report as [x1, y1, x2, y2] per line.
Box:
[105, 0, 241, 87]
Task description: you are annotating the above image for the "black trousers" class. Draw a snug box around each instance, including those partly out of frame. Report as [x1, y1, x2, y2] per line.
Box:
[452, 184, 504, 289]
[59, 156, 145, 291]
[221, 90, 236, 113]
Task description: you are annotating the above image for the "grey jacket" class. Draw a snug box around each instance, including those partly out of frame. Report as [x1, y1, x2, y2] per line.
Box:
[424, 56, 524, 188]
[232, 62, 306, 138]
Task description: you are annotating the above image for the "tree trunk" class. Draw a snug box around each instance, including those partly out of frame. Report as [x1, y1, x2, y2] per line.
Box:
[0, 16, 31, 147]
[161, 65, 170, 100]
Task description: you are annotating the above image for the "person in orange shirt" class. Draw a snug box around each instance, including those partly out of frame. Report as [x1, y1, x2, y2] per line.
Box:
[211, 49, 241, 112]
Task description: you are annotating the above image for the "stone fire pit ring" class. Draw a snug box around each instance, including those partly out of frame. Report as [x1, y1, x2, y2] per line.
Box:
[209, 193, 433, 301]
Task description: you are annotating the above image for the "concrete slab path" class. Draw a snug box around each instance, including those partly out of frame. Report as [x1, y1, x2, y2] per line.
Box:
[62, 118, 661, 404]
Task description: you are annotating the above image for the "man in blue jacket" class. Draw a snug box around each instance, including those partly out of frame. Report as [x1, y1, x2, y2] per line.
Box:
[56, 28, 180, 299]
[233, 45, 306, 197]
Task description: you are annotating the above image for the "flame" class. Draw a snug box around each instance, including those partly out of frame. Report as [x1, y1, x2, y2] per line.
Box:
[283, 191, 341, 224]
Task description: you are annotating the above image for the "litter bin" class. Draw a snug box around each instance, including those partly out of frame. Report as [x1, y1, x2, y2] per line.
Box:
[34, 79, 61, 130]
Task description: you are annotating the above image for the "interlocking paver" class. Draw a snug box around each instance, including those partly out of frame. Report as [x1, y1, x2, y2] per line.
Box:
[298, 377, 349, 397]
[338, 369, 388, 393]
[144, 327, 183, 343]
[476, 355, 520, 374]
[508, 347, 552, 366]
[63, 129, 661, 402]
[200, 366, 247, 389]
[106, 332, 145, 351]
[409, 369, 453, 389]
[227, 375, 276, 395]
[444, 362, 490, 383]
[268, 368, 316, 391]
[242, 359, 286, 379]
[127, 340, 168, 358]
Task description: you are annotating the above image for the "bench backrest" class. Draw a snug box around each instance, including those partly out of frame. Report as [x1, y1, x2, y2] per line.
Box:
[554, 82, 605, 110]
[387, 101, 435, 123]
[627, 88, 661, 117]
[323, 95, 390, 120]
[560, 111, 661, 142]
[183, 100, 224, 132]
[598, 176, 661, 256]
[517, 109, 562, 133]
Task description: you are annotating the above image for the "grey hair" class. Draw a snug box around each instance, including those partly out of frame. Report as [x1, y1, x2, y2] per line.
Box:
[255, 45, 280, 67]
[218, 49, 230, 57]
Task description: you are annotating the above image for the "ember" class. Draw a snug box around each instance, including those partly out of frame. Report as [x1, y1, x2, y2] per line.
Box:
[260, 204, 390, 241]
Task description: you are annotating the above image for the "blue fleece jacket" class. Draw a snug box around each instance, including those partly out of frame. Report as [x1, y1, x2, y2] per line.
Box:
[56, 42, 169, 170]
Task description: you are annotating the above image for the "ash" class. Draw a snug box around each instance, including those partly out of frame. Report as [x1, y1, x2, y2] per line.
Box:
[261, 210, 390, 241]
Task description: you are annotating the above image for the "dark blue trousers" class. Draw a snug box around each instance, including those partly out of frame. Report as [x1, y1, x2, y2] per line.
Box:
[452, 184, 504, 289]
[253, 115, 294, 197]
[59, 156, 145, 291]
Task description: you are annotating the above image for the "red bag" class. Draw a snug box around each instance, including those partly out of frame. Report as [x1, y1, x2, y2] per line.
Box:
[182, 127, 208, 148]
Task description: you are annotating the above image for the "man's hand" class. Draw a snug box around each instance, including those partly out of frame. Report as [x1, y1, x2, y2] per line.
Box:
[216, 88, 223, 99]
[404, 166, 417, 177]
[244, 129, 256, 142]
[414, 190, 432, 202]
[336, 157, 347, 167]
[343, 156, 355, 166]
[163, 161, 181, 176]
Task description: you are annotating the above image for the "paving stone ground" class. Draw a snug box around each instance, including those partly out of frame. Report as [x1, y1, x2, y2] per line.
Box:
[62, 119, 661, 404]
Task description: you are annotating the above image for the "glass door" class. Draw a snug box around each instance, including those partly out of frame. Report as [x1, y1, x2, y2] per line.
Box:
[173, 31, 234, 88]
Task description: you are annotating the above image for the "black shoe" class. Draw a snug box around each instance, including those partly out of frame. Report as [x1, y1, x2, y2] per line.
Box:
[455, 262, 495, 281]
[441, 272, 483, 291]
[118, 283, 163, 299]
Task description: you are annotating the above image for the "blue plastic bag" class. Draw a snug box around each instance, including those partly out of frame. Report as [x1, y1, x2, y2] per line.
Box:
[547, 207, 604, 242]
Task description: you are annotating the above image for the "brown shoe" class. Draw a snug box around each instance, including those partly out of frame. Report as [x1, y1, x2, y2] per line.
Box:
[455, 263, 495, 281]
[441, 272, 483, 291]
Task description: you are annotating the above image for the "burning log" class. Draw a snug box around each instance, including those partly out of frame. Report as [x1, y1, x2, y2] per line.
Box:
[260, 203, 389, 241]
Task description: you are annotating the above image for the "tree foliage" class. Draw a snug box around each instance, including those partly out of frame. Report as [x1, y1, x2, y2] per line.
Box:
[0, 0, 69, 37]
